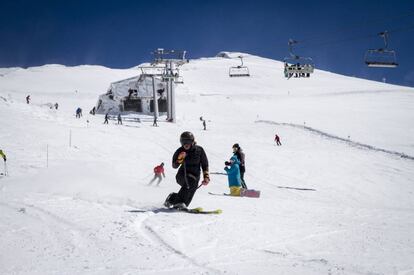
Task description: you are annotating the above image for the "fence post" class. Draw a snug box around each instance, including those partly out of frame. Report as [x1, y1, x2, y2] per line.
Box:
[46, 144, 49, 168]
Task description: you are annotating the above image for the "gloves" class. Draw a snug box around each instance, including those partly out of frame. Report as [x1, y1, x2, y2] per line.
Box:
[224, 161, 230, 166]
[202, 171, 210, 185]
[3, 157, 6, 162]
[202, 177, 210, 186]
[177, 151, 186, 164]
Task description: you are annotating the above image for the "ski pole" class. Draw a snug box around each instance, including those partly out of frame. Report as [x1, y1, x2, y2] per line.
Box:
[183, 160, 190, 189]
[4, 161, 8, 176]
[197, 183, 205, 189]
[210, 172, 227, 175]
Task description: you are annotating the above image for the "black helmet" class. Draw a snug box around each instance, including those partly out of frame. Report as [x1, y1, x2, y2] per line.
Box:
[232, 143, 240, 149]
[180, 131, 195, 145]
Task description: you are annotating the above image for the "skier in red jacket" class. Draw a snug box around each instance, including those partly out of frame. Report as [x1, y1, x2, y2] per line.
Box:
[149, 163, 165, 186]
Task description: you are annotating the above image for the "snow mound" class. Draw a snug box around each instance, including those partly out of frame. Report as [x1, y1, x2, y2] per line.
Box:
[216, 51, 251, 59]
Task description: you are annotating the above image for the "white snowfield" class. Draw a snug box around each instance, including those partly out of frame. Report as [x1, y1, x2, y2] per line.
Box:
[1, 53, 414, 275]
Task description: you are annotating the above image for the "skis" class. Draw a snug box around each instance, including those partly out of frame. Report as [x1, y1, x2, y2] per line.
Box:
[128, 207, 222, 215]
[209, 190, 261, 198]
[208, 192, 232, 196]
[175, 207, 222, 214]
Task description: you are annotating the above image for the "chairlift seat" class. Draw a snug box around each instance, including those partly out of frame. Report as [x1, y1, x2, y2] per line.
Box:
[365, 61, 398, 68]
[284, 62, 314, 79]
[364, 32, 398, 68]
[228, 56, 250, 77]
[229, 66, 250, 77]
[284, 64, 314, 74]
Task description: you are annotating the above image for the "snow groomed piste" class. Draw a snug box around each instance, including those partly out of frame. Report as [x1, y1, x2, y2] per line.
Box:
[1, 52, 414, 274]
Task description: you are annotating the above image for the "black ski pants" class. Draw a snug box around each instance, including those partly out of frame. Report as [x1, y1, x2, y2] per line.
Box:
[168, 174, 199, 206]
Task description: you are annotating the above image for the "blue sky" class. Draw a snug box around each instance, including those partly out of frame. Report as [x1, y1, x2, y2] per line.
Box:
[1, 0, 414, 86]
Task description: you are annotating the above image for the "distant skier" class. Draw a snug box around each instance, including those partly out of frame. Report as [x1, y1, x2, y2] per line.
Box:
[54, 102, 59, 110]
[117, 113, 122, 125]
[153, 117, 158, 127]
[232, 143, 247, 188]
[104, 113, 109, 124]
[0, 149, 6, 162]
[26, 95, 30, 104]
[76, 107, 82, 118]
[224, 155, 242, 196]
[0, 149, 6, 176]
[203, 120, 206, 130]
[148, 163, 165, 186]
[164, 131, 210, 209]
[275, 134, 282, 146]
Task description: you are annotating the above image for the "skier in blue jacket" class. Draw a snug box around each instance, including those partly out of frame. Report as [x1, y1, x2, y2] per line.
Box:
[224, 155, 242, 196]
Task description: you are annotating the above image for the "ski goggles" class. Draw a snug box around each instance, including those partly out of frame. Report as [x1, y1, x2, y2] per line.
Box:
[180, 138, 193, 146]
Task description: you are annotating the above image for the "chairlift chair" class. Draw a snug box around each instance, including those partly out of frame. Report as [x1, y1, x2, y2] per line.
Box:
[173, 68, 184, 84]
[365, 31, 398, 68]
[229, 56, 250, 77]
[283, 39, 314, 79]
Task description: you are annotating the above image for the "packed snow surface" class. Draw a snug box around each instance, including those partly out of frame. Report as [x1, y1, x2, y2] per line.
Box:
[1, 54, 414, 275]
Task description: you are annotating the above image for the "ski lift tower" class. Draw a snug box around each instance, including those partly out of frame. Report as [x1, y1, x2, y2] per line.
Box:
[151, 48, 188, 123]
[137, 65, 165, 121]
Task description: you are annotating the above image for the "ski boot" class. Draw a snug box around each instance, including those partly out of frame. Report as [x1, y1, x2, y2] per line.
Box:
[173, 203, 187, 210]
[164, 193, 174, 208]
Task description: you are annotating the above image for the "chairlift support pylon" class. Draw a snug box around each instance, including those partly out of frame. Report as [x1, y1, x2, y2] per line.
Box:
[283, 39, 314, 79]
[148, 48, 189, 123]
[365, 31, 398, 68]
[229, 56, 250, 77]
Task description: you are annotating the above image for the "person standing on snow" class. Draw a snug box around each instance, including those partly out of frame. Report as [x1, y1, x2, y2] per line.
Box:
[232, 143, 247, 189]
[224, 155, 242, 196]
[117, 113, 122, 125]
[203, 120, 206, 130]
[54, 103, 59, 110]
[26, 95, 30, 104]
[164, 131, 210, 209]
[275, 134, 282, 146]
[0, 149, 6, 162]
[104, 113, 109, 124]
[148, 162, 165, 186]
[0, 149, 7, 176]
[76, 107, 82, 118]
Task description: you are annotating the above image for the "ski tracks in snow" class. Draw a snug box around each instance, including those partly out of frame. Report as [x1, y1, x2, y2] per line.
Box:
[133, 210, 224, 274]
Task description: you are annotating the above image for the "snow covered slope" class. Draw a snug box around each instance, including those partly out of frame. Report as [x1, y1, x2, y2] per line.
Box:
[0, 53, 414, 275]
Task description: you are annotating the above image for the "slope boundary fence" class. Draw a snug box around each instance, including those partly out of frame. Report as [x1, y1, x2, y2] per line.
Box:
[256, 120, 414, 161]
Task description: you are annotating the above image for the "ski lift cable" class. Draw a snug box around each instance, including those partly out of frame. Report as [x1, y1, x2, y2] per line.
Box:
[295, 23, 414, 50]
[295, 10, 414, 45]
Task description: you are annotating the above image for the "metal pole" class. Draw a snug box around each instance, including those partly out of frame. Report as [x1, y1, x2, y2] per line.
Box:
[166, 62, 172, 121]
[170, 77, 175, 123]
[152, 76, 159, 119]
[170, 61, 176, 123]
